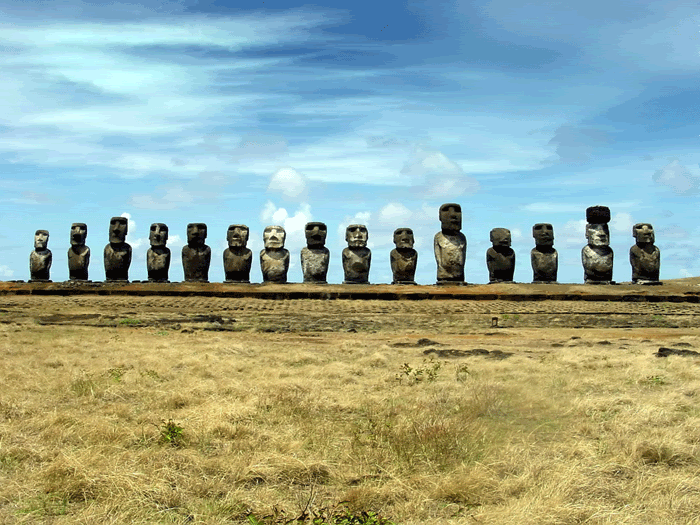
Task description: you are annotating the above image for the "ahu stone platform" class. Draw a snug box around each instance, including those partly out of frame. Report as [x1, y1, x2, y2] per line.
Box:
[3, 280, 700, 303]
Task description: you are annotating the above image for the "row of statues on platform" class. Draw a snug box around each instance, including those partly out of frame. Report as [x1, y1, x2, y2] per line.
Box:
[27, 205, 661, 285]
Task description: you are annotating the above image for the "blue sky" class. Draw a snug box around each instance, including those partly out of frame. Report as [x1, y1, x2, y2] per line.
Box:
[1, 0, 699, 284]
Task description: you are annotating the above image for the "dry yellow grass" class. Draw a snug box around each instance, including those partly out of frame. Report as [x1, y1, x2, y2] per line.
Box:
[1, 297, 700, 523]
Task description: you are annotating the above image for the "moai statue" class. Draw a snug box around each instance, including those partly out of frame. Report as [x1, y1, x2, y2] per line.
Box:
[29, 230, 52, 281]
[300, 222, 330, 283]
[390, 227, 417, 284]
[343, 224, 371, 284]
[147, 223, 170, 282]
[104, 216, 132, 282]
[582, 206, 614, 284]
[630, 223, 661, 284]
[260, 225, 289, 283]
[434, 203, 467, 284]
[182, 223, 211, 282]
[224, 224, 253, 283]
[531, 223, 558, 283]
[486, 228, 515, 283]
[67, 223, 90, 281]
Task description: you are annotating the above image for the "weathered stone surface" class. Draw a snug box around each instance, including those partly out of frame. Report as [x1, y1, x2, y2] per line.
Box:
[29, 230, 52, 281]
[487, 228, 515, 283]
[182, 223, 211, 282]
[582, 221, 614, 284]
[301, 222, 329, 283]
[343, 224, 371, 284]
[586, 205, 611, 224]
[390, 228, 417, 284]
[104, 217, 131, 282]
[67, 223, 90, 281]
[224, 224, 252, 283]
[147, 223, 170, 282]
[434, 203, 466, 283]
[260, 225, 289, 283]
[531, 223, 558, 283]
[630, 223, 660, 284]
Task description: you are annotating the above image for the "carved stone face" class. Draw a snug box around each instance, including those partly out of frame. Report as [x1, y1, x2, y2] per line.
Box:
[70, 223, 87, 246]
[305, 222, 327, 248]
[263, 225, 286, 249]
[34, 230, 49, 250]
[227, 224, 249, 248]
[346, 224, 368, 248]
[532, 223, 554, 246]
[439, 203, 462, 232]
[633, 223, 655, 244]
[393, 228, 414, 249]
[586, 223, 609, 247]
[187, 223, 207, 247]
[149, 223, 168, 247]
[490, 228, 511, 247]
[109, 217, 128, 243]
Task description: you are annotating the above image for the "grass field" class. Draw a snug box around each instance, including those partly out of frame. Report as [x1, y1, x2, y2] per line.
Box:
[1, 295, 700, 524]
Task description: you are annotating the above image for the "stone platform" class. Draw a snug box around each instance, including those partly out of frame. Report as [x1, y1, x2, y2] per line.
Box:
[2, 279, 700, 303]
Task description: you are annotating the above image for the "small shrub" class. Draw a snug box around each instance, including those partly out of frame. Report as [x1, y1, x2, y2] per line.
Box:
[159, 419, 184, 447]
[395, 356, 442, 385]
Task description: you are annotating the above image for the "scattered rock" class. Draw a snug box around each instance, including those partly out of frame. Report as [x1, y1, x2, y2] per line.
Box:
[655, 347, 700, 358]
[423, 348, 512, 360]
[391, 338, 440, 347]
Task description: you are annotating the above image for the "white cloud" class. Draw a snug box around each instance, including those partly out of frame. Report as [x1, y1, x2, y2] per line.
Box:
[120, 212, 136, 233]
[129, 186, 194, 210]
[401, 148, 479, 197]
[267, 167, 307, 199]
[652, 160, 700, 195]
[680, 268, 693, 278]
[259, 201, 313, 245]
[167, 234, 184, 249]
[0, 265, 14, 278]
[546, 125, 611, 164]
[378, 202, 412, 226]
[558, 219, 588, 247]
[610, 212, 633, 234]
[261, 201, 278, 223]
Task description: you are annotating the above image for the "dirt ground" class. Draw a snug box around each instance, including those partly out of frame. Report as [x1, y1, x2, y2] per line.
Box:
[3, 286, 700, 524]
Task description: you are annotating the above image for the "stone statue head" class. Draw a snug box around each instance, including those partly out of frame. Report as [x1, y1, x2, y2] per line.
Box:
[305, 222, 327, 248]
[633, 223, 655, 244]
[490, 228, 511, 247]
[586, 223, 610, 247]
[149, 223, 168, 247]
[227, 224, 249, 248]
[187, 223, 207, 247]
[532, 223, 554, 246]
[70, 223, 87, 246]
[263, 225, 286, 249]
[439, 203, 462, 232]
[393, 228, 414, 249]
[109, 217, 128, 244]
[346, 224, 368, 248]
[34, 230, 49, 250]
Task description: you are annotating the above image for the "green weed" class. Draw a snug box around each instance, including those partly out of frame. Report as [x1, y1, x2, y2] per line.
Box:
[118, 318, 141, 326]
[159, 419, 184, 447]
[396, 356, 442, 385]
